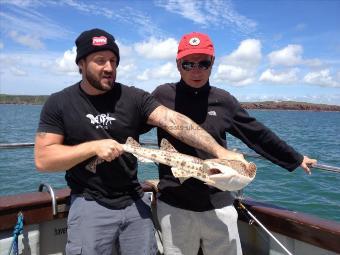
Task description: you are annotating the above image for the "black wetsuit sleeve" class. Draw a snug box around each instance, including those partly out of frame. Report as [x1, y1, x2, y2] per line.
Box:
[228, 97, 303, 171]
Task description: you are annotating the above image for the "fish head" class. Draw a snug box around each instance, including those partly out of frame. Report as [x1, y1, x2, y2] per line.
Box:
[202, 159, 257, 191]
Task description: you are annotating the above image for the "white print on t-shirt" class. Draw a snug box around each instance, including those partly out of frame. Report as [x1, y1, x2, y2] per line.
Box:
[86, 113, 116, 129]
[208, 110, 217, 116]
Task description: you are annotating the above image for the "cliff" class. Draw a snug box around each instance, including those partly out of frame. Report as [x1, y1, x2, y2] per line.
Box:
[240, 101, 340, 112]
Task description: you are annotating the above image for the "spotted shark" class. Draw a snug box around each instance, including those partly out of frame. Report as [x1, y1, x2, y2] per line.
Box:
[86, 137, 257, 191]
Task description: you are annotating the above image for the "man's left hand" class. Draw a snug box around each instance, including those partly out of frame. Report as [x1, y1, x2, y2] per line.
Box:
[300, 156, 317, 175]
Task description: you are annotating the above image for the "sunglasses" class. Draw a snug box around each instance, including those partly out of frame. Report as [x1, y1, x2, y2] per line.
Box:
[181, 60, 212, 71]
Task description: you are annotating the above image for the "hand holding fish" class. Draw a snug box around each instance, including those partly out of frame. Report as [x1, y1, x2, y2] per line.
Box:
[215, 148, 248, 166]
[85, 139, 123, 173]
[94, 139, 123, 162]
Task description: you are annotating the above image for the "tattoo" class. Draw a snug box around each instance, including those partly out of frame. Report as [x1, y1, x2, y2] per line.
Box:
[150, 106, 219, 156]
[173, 114, 215, 151]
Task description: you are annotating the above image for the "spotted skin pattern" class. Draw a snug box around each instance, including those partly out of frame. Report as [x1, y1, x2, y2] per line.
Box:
[86, 137, 256, 190]
[123, 137, 257, 190]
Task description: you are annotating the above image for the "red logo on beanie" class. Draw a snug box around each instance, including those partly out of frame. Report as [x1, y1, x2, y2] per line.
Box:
[92, 36, 107, 46]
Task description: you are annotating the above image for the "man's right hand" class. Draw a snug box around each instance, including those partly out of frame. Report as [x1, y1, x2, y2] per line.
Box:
[216, 148, 247, 164]
[94, 139, 124, 162]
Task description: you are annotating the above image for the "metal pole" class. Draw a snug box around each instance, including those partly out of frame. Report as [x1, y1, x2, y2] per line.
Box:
[1, 142, 340, 173]
[242, 151, 340, 174]
[0, 143, 34, 148]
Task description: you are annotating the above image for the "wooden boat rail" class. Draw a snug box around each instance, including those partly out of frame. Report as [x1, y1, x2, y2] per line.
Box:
[0, 181, 339, 253]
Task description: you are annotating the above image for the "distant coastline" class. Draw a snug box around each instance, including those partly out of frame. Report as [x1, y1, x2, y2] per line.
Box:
[240, 101, 340, 112]
[0, 94, 48, 105]
[1, 94, 340, 111]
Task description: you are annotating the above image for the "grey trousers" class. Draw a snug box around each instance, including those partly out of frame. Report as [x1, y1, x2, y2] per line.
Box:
[157, 200, 242, 255]
[66, 194, 158, 255]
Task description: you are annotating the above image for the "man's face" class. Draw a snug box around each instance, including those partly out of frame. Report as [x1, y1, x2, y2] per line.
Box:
[80, 50, 117, 92]
[177, 53, 214, 88]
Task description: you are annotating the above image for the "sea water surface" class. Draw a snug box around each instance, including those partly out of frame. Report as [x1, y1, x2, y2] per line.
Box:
[0, 104, 339, 222]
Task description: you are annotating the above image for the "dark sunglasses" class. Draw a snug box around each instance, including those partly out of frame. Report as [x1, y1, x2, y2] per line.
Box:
[181, 60, 212, 71]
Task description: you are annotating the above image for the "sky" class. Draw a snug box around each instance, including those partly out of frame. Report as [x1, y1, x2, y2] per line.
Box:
[0, 0, 339, 105]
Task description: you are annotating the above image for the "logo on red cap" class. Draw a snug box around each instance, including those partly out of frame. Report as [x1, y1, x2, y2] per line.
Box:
[189, 37, 200, 46]
[92, 36, 107, 46]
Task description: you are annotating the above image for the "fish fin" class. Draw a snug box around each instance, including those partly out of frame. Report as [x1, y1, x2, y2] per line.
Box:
[204, 159, 256, 178]
[125, 137, 141, 147]
[171, 167, 187, 183]
[160, 139, 178, 152]
[85, 157, 105, 173]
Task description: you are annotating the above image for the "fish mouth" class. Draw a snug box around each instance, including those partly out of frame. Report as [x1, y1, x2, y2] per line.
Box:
[206, 168, 222, 175]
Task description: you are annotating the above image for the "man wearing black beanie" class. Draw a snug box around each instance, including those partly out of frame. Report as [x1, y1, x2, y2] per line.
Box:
[35, 28, 248, 255]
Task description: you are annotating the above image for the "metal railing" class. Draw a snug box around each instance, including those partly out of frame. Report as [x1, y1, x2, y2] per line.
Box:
[1, 142, 339, 174]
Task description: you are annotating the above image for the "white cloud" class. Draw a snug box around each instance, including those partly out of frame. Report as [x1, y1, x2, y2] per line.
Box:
[222, 39, 261, 68]
[214, 65, 254, 85]
[259, 68, 299, 84]
[214, 39, 261, 85]
[9, 30, 44, 50]
[156, 0, 257, 34]
[159, 0, 206, 23]
[268, 44, 303, 66]
[303, 58, 323, 67]
[303, 69, 339, 87]
[0, 5, 72, 41]
[0, 54, 27, 78]
[0, 51, 81, 94]
[116, 62, 137, 80]
[0, 54, 22, 66]
[134, 37, 178, 60]
[116, 41, 134, 57]
[10, 67, 27, 76]
[0, 42, 4, 49]
[55, 47, 78, 75]
[268, 44, 325, 68]
[1, 0, 44, 8]
[137, 62, 178, 80]
[61, 1, 163, 36]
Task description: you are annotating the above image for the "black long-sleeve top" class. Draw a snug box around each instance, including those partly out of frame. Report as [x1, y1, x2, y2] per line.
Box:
[152, 80, 303, 211]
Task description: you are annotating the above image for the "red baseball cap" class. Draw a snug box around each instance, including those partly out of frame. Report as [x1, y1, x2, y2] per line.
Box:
[177, 32, 215, 60]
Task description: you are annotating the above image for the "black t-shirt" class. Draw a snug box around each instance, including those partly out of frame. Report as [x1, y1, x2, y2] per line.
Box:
[152, 80, 303, 211]
[38, 82, 160, 209]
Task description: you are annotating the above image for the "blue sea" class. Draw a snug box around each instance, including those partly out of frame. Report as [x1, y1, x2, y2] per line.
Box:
[0, 104, 339, 222]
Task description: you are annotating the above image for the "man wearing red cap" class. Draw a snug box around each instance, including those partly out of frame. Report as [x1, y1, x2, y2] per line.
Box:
[34, 28, 246, 255]
[152, 32, 316, 255]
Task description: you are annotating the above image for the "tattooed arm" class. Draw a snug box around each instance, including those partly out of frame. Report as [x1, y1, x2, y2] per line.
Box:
[147, 105, 245, 161]
[34, 132, 123, 172]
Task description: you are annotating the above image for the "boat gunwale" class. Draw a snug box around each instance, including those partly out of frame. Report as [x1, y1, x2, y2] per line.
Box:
[0, 182, 339, 253]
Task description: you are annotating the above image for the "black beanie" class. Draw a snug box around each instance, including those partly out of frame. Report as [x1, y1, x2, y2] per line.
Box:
[75, 28, 120, 66]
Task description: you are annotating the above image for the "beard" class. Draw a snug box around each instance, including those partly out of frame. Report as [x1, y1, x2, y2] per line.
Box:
[85, 68, 115, 92]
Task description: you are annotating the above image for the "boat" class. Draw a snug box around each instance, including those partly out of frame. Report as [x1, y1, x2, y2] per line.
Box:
[1, 143, 339, 254]
[0, 180, 339, 255]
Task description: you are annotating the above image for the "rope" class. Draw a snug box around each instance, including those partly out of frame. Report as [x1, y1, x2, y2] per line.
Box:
[238, 201, 294, 255]
[8, 212, 24, 255]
